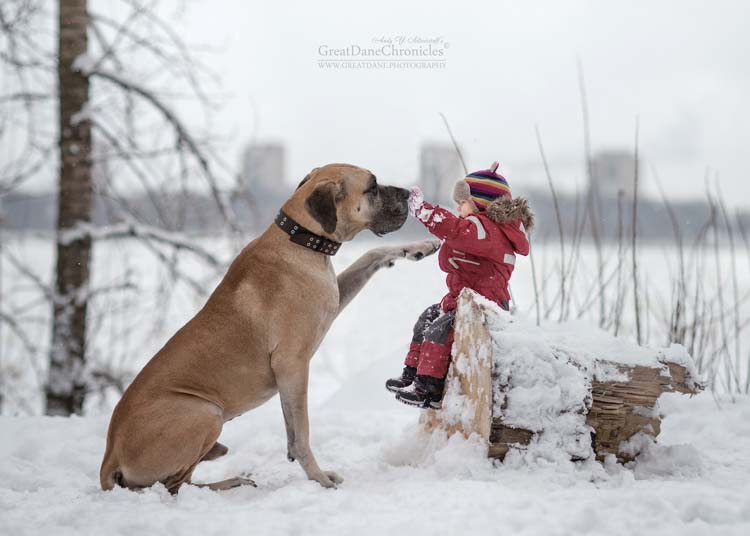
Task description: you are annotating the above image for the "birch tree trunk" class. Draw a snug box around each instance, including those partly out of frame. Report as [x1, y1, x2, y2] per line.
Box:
[46, 0, 92, 415]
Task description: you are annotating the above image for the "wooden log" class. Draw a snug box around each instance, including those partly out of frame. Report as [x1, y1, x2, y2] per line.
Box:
[488, 425, 533, 459]
[586, 361, 697, 462]
[421, 289, 703, 463]
[420, 290, 493, 445]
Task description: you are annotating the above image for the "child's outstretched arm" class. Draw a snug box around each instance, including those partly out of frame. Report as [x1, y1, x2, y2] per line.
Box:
[408, 187, 495, 257]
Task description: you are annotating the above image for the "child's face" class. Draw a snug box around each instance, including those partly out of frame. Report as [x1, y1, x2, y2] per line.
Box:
[457, 200, 477, 218]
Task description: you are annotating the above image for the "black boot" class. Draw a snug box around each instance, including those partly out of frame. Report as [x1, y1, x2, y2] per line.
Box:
[396, 375, 445, 409]
[385, 366, 417, 393]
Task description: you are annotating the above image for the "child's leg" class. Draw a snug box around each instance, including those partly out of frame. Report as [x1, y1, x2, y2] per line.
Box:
[415, 310, 456, 379]
[387, 304, 444, 394]
[404, 304, 442, 368]
[396, 310, 455, 408]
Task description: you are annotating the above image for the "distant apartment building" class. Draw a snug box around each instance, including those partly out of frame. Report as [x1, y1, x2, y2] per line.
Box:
[240, 142, 286, 196]
[590, 150, 638, 199]
[237, 142, 288, 227]
[419, 143, 465, 204]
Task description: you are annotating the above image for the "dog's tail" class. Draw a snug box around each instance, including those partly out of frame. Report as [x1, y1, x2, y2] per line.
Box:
[99, 450, 124, 491]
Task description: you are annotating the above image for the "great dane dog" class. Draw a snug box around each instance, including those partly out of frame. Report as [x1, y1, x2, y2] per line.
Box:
[100, 163, 440, 492]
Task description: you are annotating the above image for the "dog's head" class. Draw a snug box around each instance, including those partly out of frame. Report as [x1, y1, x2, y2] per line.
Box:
[289, 163, 409, 241]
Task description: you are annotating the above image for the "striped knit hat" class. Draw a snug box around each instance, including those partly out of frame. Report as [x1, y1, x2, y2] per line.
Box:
[454, 161, 511, 211]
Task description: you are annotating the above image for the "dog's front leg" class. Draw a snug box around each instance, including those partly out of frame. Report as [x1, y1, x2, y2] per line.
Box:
[272, 351, 342, 488]
[280, 399, 296, 462]
[336, 239, 441, 314]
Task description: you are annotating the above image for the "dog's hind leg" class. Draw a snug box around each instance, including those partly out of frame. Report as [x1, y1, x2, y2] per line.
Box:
[115, 397, 227, 494]
[165, 441, 239, 493]
[200, 442, 229, 462]
[193, 439, 257, 491]
[193, 474, 257, 491]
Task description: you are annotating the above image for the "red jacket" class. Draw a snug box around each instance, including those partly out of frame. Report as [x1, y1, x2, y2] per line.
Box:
[415, 198, 533, 311]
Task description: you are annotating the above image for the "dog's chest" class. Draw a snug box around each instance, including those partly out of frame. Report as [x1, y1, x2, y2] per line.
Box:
[295, 276, 339, 318]
[296, 262, 338, 308]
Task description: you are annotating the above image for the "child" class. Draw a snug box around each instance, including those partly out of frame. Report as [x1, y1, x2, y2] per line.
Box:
[386, 162, 534, 409]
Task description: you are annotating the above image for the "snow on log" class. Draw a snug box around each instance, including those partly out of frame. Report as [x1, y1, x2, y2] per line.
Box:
[420, 289, 704, 463]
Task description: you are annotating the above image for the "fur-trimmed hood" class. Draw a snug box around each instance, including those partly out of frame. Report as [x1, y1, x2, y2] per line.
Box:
[453, 178, 534, 232]
[485, 196, 535, 232]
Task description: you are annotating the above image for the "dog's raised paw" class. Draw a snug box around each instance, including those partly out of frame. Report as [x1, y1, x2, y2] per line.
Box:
[403, 239, 442, 261]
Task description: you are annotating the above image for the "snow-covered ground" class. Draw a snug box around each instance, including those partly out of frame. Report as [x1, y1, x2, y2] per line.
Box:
[1, 392, 749, 535]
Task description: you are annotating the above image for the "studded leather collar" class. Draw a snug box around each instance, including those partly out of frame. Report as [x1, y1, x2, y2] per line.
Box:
[274, 210, 341, 256]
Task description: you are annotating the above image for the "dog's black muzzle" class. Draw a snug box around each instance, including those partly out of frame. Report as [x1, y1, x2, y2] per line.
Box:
[369, 186, 409, 236]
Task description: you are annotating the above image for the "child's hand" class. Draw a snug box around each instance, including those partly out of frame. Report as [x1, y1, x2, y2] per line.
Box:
[408, 186, 424, 217]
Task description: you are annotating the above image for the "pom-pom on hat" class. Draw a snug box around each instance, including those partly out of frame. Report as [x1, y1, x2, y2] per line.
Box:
[452, 161, 511, 211]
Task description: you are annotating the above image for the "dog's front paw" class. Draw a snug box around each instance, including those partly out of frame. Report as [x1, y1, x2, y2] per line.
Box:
[402, 239, 442, 261]
[311, 470, 343, 489]
[324, 470, 344, 485]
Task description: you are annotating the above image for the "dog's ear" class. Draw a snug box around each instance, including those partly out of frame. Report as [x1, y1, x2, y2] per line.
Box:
[296, 167, 319, 190]
[305, 182, 338, 234]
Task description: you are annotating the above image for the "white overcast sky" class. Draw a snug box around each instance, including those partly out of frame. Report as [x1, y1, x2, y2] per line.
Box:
[143, 0, 750, 205]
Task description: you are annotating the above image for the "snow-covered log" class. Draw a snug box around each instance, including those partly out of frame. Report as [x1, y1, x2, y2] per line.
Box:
[420, 290, 494, 441]
[421, 289, 704, 463]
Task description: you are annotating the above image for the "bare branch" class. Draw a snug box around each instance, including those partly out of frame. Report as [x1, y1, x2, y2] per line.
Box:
[59, 219, 225, 270]
[438, 112, 468, 175]
[86, 66, 238, 230]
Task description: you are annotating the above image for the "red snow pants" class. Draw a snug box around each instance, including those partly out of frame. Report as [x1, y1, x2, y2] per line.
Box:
[404, 304, 456, 380]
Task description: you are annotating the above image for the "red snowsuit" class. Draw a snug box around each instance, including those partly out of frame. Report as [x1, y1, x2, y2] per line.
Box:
[405, 200, 530, 379]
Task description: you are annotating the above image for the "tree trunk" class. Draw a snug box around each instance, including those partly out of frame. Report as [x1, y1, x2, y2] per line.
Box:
[46, 0, 92, 415]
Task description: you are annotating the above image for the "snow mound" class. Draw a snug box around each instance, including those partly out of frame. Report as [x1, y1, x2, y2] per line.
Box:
[466, 294, 702, 464]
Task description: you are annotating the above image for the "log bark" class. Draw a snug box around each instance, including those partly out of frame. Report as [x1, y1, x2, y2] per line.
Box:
[586, 361, 696, 462]
[46, 0, 93, 415]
